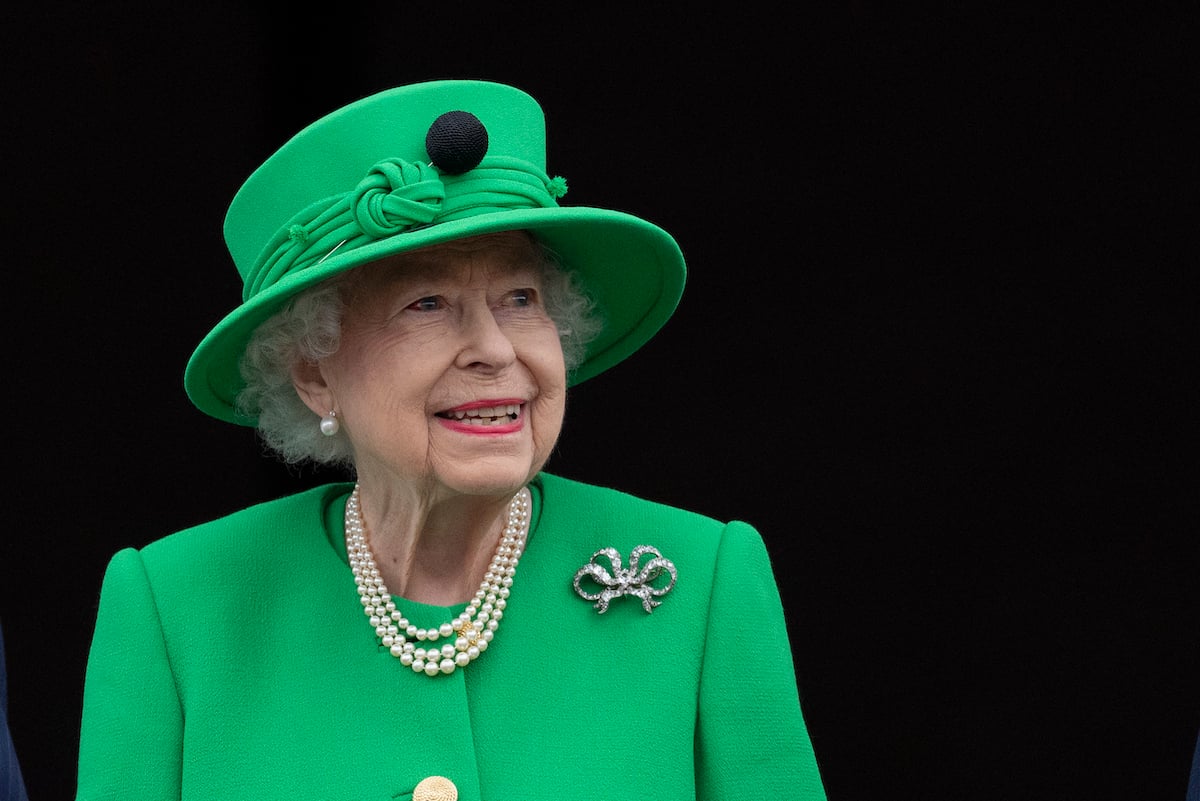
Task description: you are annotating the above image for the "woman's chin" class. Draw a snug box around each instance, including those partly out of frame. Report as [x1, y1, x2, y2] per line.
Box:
[433, 461, 541, 499]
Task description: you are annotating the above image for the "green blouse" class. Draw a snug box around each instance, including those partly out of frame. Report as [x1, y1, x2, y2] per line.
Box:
[76, 472, 825, 800]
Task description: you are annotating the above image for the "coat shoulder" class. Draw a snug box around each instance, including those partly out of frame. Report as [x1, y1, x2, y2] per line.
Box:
[536, 472, 763, 558]
[136, 482, 352, 569]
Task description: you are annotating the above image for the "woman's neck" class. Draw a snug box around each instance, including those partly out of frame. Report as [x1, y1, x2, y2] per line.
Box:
[354, 487, 513, 606]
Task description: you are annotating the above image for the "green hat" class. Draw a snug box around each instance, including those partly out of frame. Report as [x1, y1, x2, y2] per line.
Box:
[184, 79, 687, 425]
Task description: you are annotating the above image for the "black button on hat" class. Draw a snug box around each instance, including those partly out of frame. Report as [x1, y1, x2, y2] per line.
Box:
[425, 111, 489, 174]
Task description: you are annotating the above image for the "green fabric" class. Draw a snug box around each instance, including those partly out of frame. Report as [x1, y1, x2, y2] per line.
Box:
[76, 473, 825, 800]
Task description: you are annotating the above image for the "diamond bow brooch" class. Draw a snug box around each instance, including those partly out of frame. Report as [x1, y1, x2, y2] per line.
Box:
[573, 545, 678, 614]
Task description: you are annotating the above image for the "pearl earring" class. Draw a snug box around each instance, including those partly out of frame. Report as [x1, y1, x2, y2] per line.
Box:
[320, 411, 339, 436]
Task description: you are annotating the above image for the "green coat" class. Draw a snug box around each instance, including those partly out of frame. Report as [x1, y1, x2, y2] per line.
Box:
[77, 472, 825, 800]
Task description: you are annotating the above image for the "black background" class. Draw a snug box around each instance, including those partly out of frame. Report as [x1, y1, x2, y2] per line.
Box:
[2, 4, 1195, 800]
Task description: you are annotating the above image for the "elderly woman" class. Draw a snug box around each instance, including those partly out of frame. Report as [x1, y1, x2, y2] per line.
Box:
[76, 80, 825, 801]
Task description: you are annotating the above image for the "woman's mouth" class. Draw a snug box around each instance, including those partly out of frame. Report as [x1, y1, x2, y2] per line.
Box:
[436, 403, 522, 427]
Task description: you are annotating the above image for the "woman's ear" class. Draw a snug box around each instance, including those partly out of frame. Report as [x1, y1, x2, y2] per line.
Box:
[291, 359, 334, 417]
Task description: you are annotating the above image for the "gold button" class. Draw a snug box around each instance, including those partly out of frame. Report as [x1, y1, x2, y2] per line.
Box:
[413, 775, 457, 801]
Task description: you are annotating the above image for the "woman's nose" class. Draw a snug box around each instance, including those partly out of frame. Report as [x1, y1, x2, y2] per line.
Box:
[454, 304, 517, 371]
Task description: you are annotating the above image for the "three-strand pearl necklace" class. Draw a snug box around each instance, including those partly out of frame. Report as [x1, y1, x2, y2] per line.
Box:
[345, 484, 530, 676]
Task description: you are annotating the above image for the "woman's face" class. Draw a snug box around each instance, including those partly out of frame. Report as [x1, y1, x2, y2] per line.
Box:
[300, 231, 567, 499]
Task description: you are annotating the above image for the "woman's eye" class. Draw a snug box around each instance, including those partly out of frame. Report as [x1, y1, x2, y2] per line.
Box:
[509, 288, 535, 307]
[408, 296, 441, 312]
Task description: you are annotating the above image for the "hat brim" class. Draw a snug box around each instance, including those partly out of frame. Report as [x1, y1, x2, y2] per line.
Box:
[184, 206, 686, 425]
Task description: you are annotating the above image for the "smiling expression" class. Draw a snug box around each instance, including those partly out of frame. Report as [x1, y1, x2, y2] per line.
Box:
[294, 231, 567, 500]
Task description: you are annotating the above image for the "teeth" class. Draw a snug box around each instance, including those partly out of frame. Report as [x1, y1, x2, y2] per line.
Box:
[449, 404, 521, 424]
